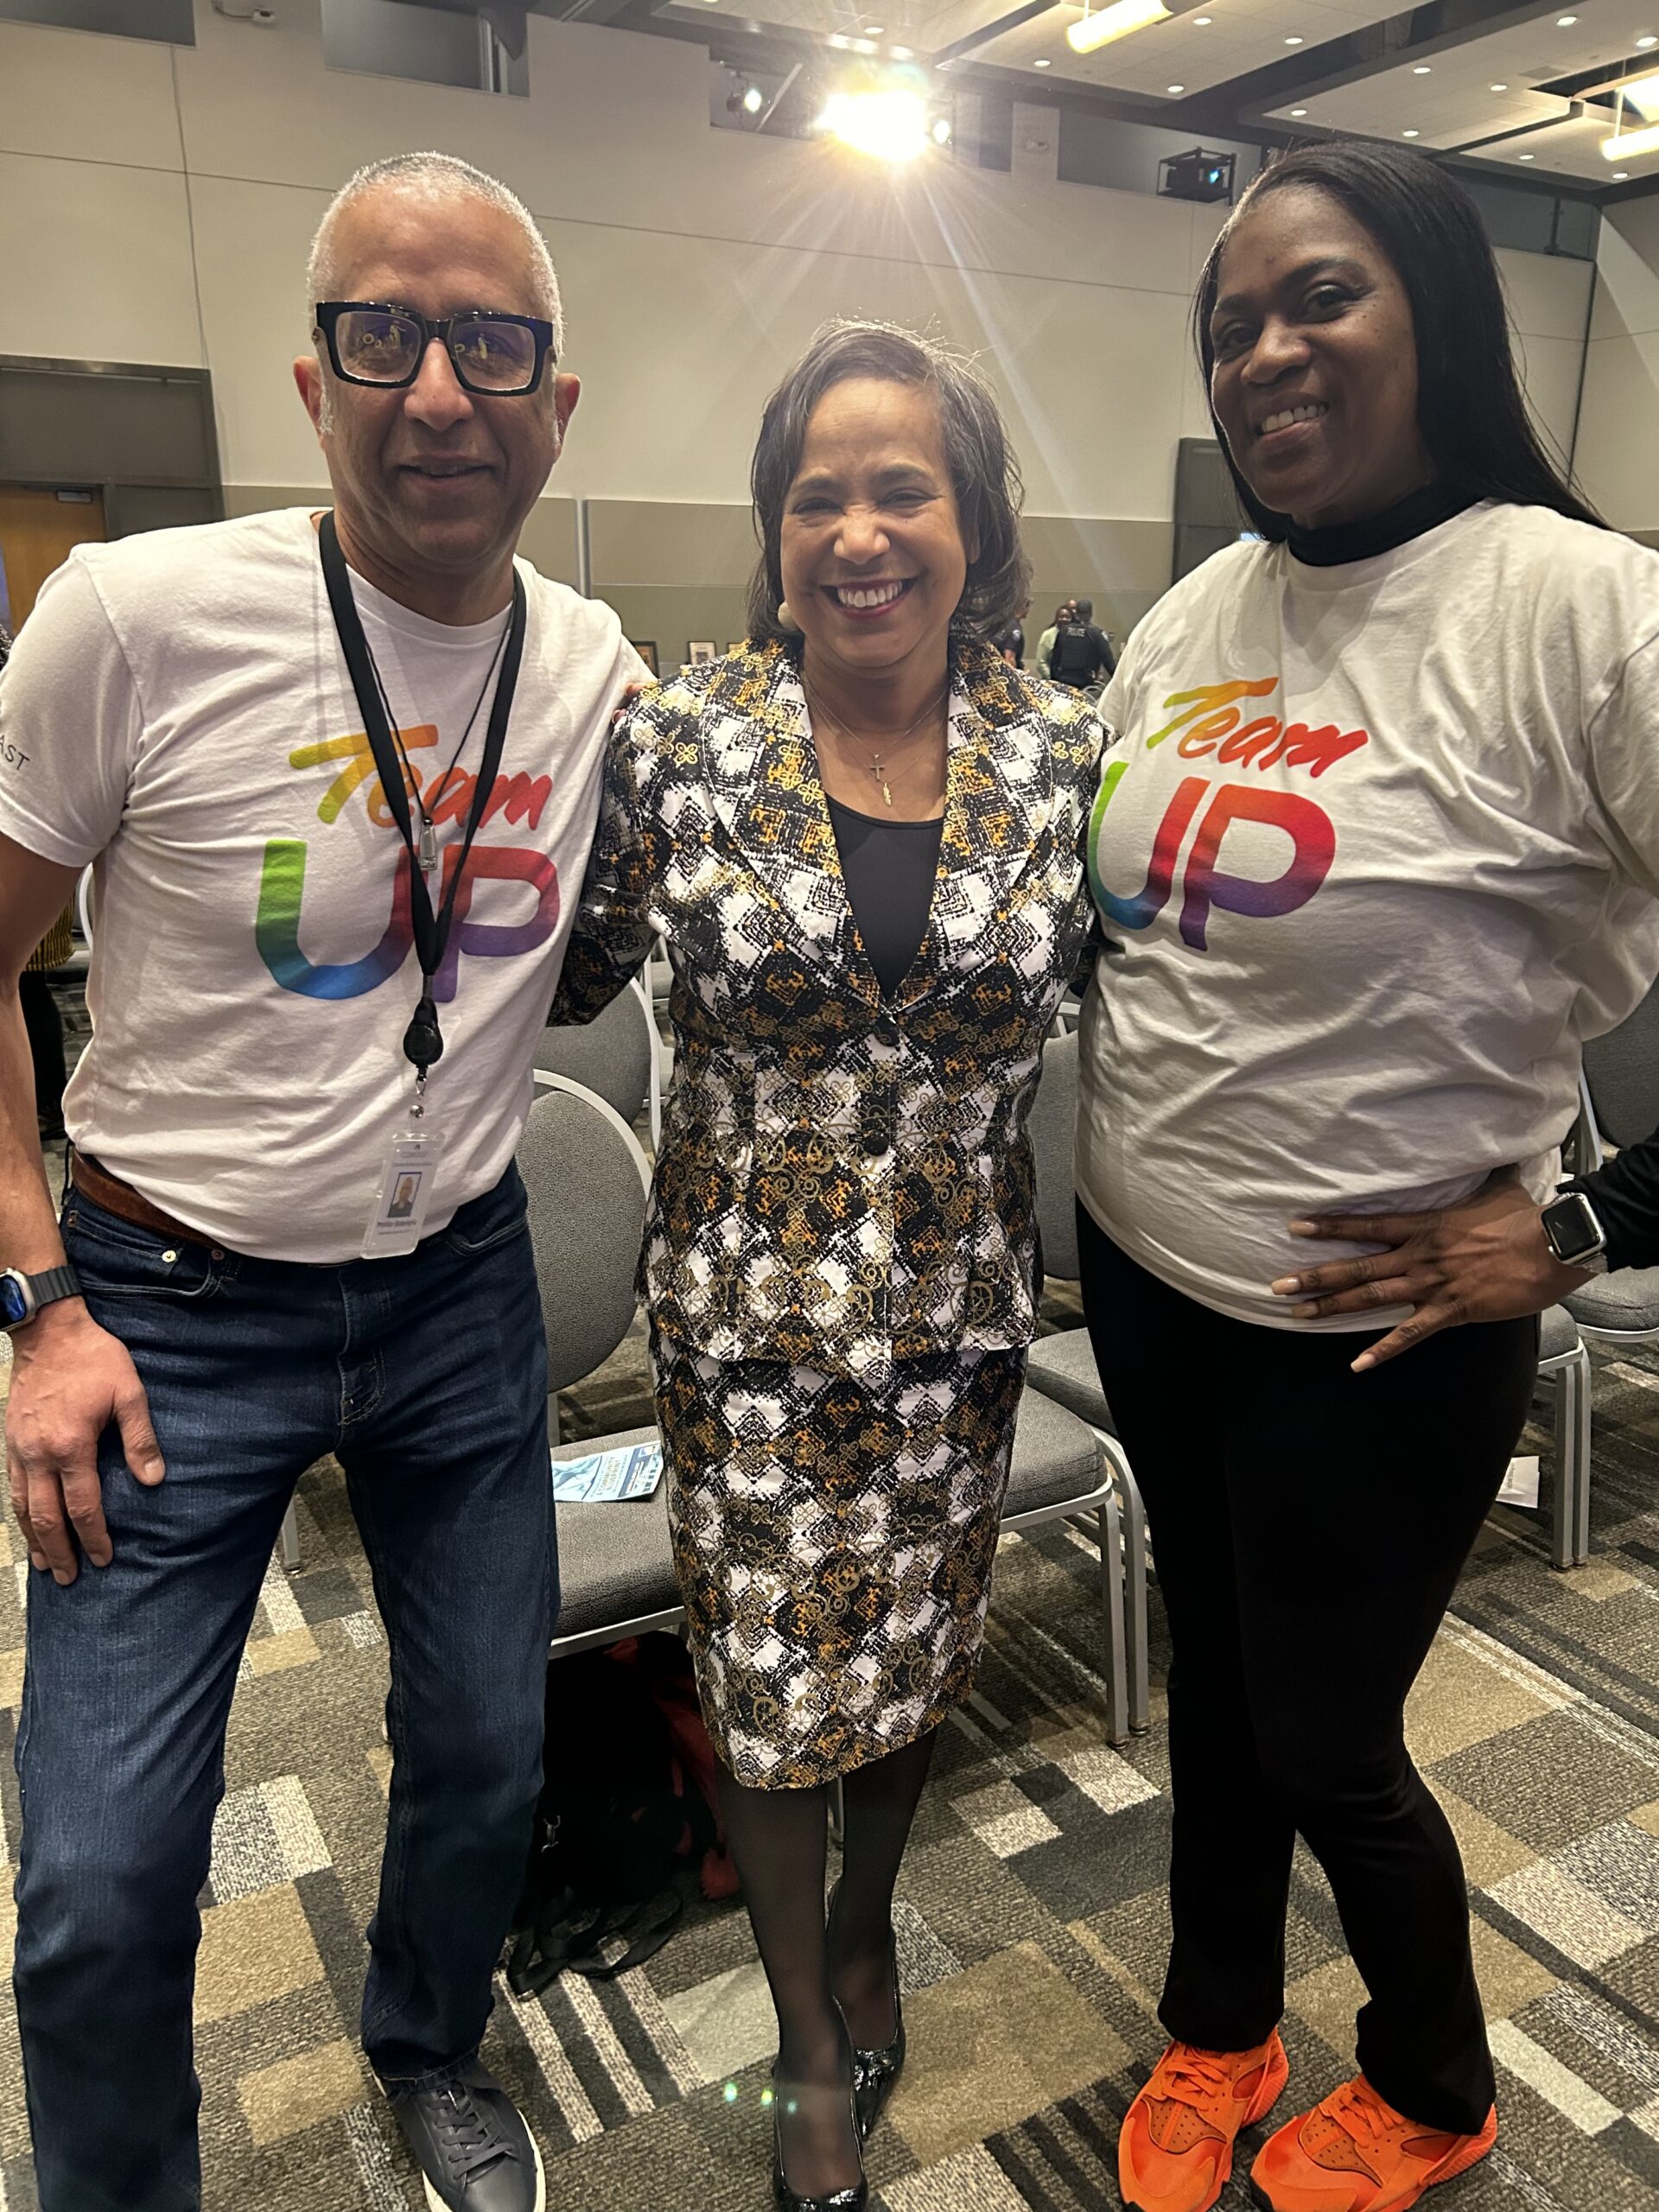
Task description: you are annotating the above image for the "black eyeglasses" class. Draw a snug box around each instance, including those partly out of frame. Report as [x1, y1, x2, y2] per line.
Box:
[314, 302, 556, 396]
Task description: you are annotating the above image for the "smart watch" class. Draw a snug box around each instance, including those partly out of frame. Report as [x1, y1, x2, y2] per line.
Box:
[0, 1265, 84, 1332]
[1540, 1191, 1610, 1275]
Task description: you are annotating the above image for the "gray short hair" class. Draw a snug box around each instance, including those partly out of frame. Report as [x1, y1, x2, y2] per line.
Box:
[306, 151, 563, 353]
[747, 321, 1029, 646]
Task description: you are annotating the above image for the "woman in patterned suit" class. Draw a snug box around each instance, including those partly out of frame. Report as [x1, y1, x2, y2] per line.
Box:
[553, 322, 1102, 2210]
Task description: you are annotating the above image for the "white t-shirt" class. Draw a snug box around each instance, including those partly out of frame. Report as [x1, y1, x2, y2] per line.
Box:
[0, 507, 645, 1262]
[1076, 503, 1659, 1327]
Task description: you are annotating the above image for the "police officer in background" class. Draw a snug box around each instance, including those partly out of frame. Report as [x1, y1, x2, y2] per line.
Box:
[1047, 595, 1116, 695]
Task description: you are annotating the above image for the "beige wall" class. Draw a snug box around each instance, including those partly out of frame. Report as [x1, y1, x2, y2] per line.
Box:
[0, 0, 1605, 650]
[1578, 198, 1659, 534]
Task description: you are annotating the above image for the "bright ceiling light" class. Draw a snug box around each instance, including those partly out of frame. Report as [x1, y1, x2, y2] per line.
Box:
[931, 115, 951, 143]
[1604, 119, 1659, 156]
[818, 87, 932, 160]
[1034, 54, 1052, 65]
[1556, 13, 1577, 22]
[1519, 150, 1535, 158]
[1618, 69, 1659, 118]
[866, 22, 885, 31]
[1168, 82, 1185, 92]
[1640, 35, 1659, 50]
[1068, 0, 1171, 55]
[742, 84, 764, 113]
[1285, 35, 1302, 43]
[1491, 81, 1509, 91]
[1403, 127, 1420, 137]
[1614, 168, 1630, 177]
[1414, 65, 1431, 73]
[1290, 105, 1308, 117]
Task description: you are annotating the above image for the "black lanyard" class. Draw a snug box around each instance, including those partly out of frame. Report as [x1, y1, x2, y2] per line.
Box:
[318, 511, 527, 1079]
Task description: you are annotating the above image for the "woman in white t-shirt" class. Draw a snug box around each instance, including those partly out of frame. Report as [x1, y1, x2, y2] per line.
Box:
[1077, 142, 1659, 2212]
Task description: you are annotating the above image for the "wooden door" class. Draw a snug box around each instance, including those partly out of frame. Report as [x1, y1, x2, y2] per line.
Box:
[0, 486, 106, 633]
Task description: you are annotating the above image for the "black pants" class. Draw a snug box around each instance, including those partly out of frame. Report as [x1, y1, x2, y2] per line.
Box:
[19, 971, 66, 1128]
[1077, 1208, 1539, 2133]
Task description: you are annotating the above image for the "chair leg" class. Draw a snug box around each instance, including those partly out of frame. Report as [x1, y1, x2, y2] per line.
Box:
[1550, 1366, 1572, 1573]
[1571, 1349, 1593, 1566]
[1096, 1491, 1130, 1748]
[1121, 1465, 1151, 1734]
[278, 1501, 301, 1573]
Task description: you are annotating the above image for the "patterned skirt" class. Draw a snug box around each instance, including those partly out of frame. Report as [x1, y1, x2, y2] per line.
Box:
[652, 1337, 1027, 1789]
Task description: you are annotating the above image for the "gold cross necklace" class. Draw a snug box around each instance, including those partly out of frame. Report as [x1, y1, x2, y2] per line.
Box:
[804, 677, 949, 810]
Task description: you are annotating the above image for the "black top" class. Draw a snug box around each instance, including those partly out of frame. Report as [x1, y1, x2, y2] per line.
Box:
[1285, 482, 1475, 567]
[1050, 620, 1116, 689]
[827, 793, 944, 1000]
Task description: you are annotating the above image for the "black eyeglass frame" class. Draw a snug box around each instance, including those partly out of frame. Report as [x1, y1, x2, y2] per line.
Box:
[313, 301, 557, 396]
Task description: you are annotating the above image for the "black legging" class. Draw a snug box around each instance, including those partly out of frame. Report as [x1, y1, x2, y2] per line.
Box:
[1077, 1206, 1539, 2135]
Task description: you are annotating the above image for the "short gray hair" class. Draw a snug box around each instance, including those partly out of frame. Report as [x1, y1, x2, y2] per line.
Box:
[747, 321, 1028, 646]
[306, 151, 563, 354]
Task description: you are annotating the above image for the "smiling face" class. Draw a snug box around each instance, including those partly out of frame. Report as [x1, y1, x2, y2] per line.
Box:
[779, 376, 969, 688]
[294, 183, 579, 616]
[1208, 185, 1433, 531]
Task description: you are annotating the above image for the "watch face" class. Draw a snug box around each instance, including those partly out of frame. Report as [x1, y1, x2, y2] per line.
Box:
[0, 1274, 29, 1328]
[1546, 1198, 1601, 1265]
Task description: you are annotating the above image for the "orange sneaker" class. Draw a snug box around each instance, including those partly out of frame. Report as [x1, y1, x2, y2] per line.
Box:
[1249, 2076, 1497, 2212]
[1118, 2032, 1290, 2212]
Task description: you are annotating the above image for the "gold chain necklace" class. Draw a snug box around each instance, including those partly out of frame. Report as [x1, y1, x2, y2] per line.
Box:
[804, 677, 949, 810]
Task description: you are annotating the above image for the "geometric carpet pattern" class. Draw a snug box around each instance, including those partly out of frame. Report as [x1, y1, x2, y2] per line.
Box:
[2, 1313, 1657, 2209]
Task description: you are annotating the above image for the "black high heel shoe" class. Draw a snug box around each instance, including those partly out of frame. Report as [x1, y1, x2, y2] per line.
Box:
[826, 1883, 906, 2143]
[770, 2020, 868, 2212]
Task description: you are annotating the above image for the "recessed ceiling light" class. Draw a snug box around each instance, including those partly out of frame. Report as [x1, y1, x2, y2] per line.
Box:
[1640, 36, 1659, 51]
[1556, 13, 1577, 22]
[1167, 83, 1186, 92]
[1033, 55, 1051, 66]
[1414, 65, 1432, 74]
[1285, 35, 1302, 43]
[866, 22, 885, 30]
[1519, 150, 1535, 159]
[1491, 82, 1509, 91]
[1614, 168, 1631, 178]
[1290, 106, 1308, 117]
[1403, 128, 1420, 137]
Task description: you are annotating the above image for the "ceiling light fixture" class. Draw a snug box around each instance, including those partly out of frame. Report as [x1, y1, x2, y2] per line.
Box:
[1290, 106, 1307, 117]
[1491, 81, 1509, 91]
[1414, 65, 1431, 73]
[1285, 34, 1302, 43]
[1168, 82, 1185, 92]
[1403, 128, 1420, 137]
[742, 84, 764, 112]
[1614, 168, 1630, 177]
[1519, 150, 1535, 158]
[1604, 119, 1659, 156]
[1556, 12, 1576, 22]
[1617, 69, 1659, 118]
[1034, 55, 1052, 65]
[1068, 0, 1173, 54]
[866, 22, 885, 31]
[1640, 35, 1659, 49]
[818, 86, 935, 160]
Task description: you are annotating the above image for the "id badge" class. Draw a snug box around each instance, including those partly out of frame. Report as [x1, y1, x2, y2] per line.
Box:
[362, 1127, 448, 1258]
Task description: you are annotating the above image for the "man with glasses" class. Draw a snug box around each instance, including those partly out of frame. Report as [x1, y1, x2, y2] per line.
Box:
[0, 151, 645, 2212]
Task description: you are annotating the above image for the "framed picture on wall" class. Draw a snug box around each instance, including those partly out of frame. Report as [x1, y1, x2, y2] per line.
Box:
[630, 639, 658, 675]
[687, 640, 717, 665]
[726, 642, 746, 657]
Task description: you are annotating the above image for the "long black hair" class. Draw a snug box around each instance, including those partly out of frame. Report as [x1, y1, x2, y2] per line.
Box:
[1194, 140, 1603, 540]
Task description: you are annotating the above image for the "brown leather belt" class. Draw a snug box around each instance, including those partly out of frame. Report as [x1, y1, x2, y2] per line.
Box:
[69, 1152, 220, 1252]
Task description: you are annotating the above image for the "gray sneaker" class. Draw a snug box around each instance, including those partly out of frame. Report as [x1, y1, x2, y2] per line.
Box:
[387, 2061, 546, 2212]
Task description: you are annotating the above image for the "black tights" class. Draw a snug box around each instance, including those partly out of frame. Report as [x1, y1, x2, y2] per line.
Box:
[716, 1728, 936, 2195]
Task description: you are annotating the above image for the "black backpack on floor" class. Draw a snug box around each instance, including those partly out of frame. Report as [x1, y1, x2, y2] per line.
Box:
[506, 1635, 726, 1993]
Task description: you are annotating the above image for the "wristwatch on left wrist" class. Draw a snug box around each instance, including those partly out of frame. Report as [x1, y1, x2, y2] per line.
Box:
[1540, 1190, 1611, 1276]
[0, 1265, 84, 1332]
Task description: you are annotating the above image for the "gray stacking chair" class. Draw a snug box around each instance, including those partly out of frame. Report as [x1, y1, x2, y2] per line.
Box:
[1022, 1031, 1151, 1734]
[1567, 982, 1659, 1361]
[535, 976, 659, 1145]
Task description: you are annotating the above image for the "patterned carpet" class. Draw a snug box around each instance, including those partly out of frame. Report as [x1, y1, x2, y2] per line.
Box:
[0, 1291, 1656, 2210]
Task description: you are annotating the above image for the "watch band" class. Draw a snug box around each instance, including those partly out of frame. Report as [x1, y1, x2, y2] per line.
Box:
[1, 1263, 83, 1330]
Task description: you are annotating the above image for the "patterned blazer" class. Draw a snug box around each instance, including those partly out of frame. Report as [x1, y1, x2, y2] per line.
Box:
[551, 633, 1103, 1376]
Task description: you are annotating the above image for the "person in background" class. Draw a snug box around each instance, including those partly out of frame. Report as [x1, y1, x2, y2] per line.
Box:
[992, 594, 1028, 667]
[1034, 596, 1074, 677]
[0, 151, 645, 2212]
[1047, 595, 1116, 695]
[553, 320, 1102, 2212]
[1075, 140, 1659, 2212]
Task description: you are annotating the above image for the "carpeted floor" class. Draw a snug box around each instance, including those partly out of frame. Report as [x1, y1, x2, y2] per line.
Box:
[0, 1297, 1657, 2210]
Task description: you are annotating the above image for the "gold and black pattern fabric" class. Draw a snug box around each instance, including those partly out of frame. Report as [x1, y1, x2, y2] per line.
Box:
[653, 1334, 1027, 1787]
[553, 632, 1104, 1379]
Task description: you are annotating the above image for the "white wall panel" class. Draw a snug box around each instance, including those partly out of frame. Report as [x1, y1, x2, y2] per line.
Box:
[1576, 334, 1659, 532]
[0, 151, 201, 367]
[1495, 247, 1592, 344]
[0, 18, 184, 171]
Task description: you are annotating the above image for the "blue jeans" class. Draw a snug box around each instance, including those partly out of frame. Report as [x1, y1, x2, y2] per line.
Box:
[13, 1166, 555, 2212]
